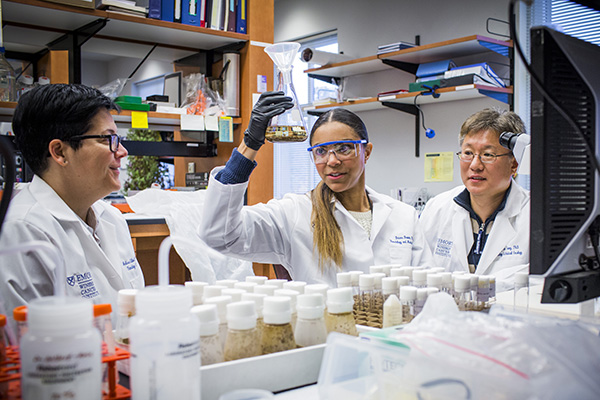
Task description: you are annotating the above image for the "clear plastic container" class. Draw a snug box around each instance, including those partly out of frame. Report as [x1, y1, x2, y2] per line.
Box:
[222, 288, 246, 302]
[17, 74, 34, 99]
[0, 49, 16, 101]
[204, 295, 233, 350]
[261, 296, 296, 354]
[115, 289, 138, 346]
[382, 294, 403, 328]
[454, 275, 473, 311]
[191, 304, 224, 366]
[185, 281, 208, 305]
[224, 301, 260, 361]
[399, 286, 417, 323]
[254, 284, 278, 296]
[203, 284, 227, 301]
[325, 287, 358, 336]
[336, 272, 352, 288]
[241, 292, 267, 339]
[234, 281, 258, 293]
[12, 305, 28, 346]
[93, 303, 116, 394]
[273, 288, 299, 331]
[294, 294, 327, 347]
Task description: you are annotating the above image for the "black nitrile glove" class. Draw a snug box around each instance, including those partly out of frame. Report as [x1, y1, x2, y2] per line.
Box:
[244, 91, 294, 151]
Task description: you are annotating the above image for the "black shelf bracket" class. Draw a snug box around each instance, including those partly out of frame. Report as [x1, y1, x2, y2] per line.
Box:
[380, 59, 419, 74]
[122, 140, 217, 158]
[381, 102, 421, 157]
[307, 74, 341, 86]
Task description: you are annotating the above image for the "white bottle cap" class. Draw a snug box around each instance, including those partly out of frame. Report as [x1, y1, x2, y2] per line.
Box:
[215, 279, 238, 288]
[263, 296, 292, 325]
[226, 301, 257, 330]
[246, 276, 268, 285]
[326, 287, 354, 314]
[416, 287, 429, 300]
[241, 292, 266, 318]
[412, 270, 428, 285]
[203, 285, 227, 300]
[371, 273, 386, 289]
[426, 287, 439, 296]
[452, 271, 466, 276]
[234, 282, 258, 293]
[266, 279, 288, 289]
[254, 284, 278, 296]
[296, 294, 325, 320]
[191, 304, 219, 336]
[336, 272, 352, 287]
[28, 297, 93, 335]
[515, 272, 529, 285]
[369, 265, 384, 274]
[399, 286, 417, 301]
[203, 295, 233, 321]
[118, 288, 138, 316]
[489, 275, 496, 283]
[304, 284, 329, 302]
[469, 274, 479, 288]
[440, 272, 452, 285]
[221, 288, 245, 303]
[381, 277, 398, 294]
[478, 275, 490, 287]
[427, 273, 442, 287]
[401, 267, 415, 279]
[185, 281, 208, 305]
[380, 265, 394, 276]
[136, 285, 193, 318]
[359, 274, 374, 290]
[348, 271, 364, 286]
[21, 75, 34, 85]
[273, 289, 298, 313]
[389, 267, 403, 277]
[455, 275, 472, 291]
[397, 276, 410, 287]
[37, 76, 50, 85]
[283, 281, 307, 294]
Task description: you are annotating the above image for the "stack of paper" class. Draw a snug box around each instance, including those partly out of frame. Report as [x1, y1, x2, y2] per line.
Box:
[377, 41, 415, 55]
[444, 63, 506, 88]
[96, 0, 147, 16]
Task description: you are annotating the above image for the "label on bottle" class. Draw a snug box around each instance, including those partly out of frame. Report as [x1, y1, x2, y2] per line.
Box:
[21, 338, 101, 400]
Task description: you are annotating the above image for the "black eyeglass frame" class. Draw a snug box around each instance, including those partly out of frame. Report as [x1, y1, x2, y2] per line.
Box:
[455, 150, 512, 164]
[69, 134, 122, 153]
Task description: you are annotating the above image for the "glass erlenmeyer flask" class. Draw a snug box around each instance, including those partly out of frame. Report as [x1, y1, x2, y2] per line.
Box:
[264, 42, 308, 143]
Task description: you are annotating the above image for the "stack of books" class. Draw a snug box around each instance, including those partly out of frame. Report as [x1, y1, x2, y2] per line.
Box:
[377, 41, 415, 55]
[96, 0, 147, 16]
[443, 63, 506, 88]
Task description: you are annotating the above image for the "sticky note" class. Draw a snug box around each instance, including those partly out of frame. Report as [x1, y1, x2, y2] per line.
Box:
[219, 117, 233, 142]
[131, 111, 148, 129]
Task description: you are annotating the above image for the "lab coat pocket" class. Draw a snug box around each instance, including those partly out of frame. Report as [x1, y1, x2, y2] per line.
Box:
[389, 245, 411, 266]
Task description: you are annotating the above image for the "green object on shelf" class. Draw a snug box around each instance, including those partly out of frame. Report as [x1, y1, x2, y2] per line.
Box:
[409, 79, 442, 92]
[115, 101, 151, 111]
[115, 95, 142, 104]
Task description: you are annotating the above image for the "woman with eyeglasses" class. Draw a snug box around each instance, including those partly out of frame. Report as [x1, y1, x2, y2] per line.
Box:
[199, 91, 431, 286]
[419, 108, 530, 292]
[0, 84, 145, 338]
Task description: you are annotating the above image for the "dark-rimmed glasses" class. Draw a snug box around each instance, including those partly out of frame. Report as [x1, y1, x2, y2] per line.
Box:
[70, 134, 122, 153]
[456, 150, 512, 164]
[307, 140, 367, 165]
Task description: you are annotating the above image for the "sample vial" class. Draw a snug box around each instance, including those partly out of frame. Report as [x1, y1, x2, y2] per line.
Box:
[246, 275, 269, 285]
[283, 280, 307, 294]
[261, 296, 296, 355]
[115, 289, 138, 346]
[396, 276, 410, 288]
[304, 284, 329, 301]
[203, 285, 227, 301]
[130, 286, 200, 400]
[489, 275, 497, 305]
[294, 294, 327, 347]
[191, 304, 224, 366]
[273, 289, 299, 331]
[224, 301, 261, 361]
[414, 288, 429, 316]
[400, 286, 417, 323]
[185, 281, 208, 305]
[427, 273, 442, 291]
[222, 288, 246, 302]
[13, 305, 28, 346]
[266, 279, 288, 289]
[93, 303, 116, 394]
[380, 264, 396, 277]
[454, 275, 473, 311]
[336, 272, 352, 288]
[21, 297, 102, 400]
[369, 265, 385, 275]
[382, 294, 403, 328]
[348, 271, 364, 297]
[477, 275, 491, 311]
[241, 292, 267, 338]
[216, 279, 238, 289]
[204, 295, 233, 350]
[389, 267, 404, 277]
[254, 284, 278, 296]
[234, 281, 258, 293]
[440, 272, 453, 294]
[358, 274, 375, 314]
[514, 272, 530, 312]
[382, 277, 399, 302]
[469, 275, 480, 311]
[412, 270, 428, 288]
[325, 287, 358, 336]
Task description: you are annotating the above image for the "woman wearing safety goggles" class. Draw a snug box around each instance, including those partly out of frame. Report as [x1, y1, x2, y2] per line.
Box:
[198, 91, 431, 286]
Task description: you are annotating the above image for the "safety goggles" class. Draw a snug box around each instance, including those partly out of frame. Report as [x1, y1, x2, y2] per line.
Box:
[307, 140, 367, 165]
[70, 134, 122, 153]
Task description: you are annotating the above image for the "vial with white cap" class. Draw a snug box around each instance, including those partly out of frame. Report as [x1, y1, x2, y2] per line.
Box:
[358, 274, 375, 315]
[399, 286, 417, 323]
[489, 275, 497, 305]
[203, 285, 227, 301]
[234, 281, 258, 293]
[130, 286, 200, 400]
[412, 270, 428, 288]
[21, 297, 102, 400]
[266, 279, 288, 289]
[246, 276, 268, 285]
[369, 265, 384, 275]
[241, 292, 267, 338]
[396, 276, 410, 288]
[283, 280, 307, 294]
[336, 272, 352, 288]
[216, 279, 238, 289]
[477, 275, 491, 310]
[185, 281, 208, 305]
[115, 288, 138, 345]
[204, 295, 233, 350]
[514, 272, 529, 313]
[381, 277, 399, 302]
[304, 284, 329, 302]
[348, 271, 364, 297]
[440, 272, 452, 294]
[454, 275, 472, 311]
[191, 304, 224, 365]
[261, 297, 296, 354]
[414, 288, 429, 316]
[325, 287, 358, 336]
[222, 288, 246, 302]
[294, 294, 327, 347]
[274, 288, 299, 330]
[469, 275, 480, 310]
[224, 301, 260, 361]
[254, 284, 278, 296]
[427, 273, 442, 291]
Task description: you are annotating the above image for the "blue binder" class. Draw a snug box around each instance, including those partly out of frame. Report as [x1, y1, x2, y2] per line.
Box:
[148, 0, 161, 19]
[416, 60, 456, 78]
[182, 0, 201, 26]
[236, 0, 246, 34]
[161, 0, 175, 22]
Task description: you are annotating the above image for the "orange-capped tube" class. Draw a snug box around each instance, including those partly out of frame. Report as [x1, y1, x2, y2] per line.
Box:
[13, 305, 28, 346]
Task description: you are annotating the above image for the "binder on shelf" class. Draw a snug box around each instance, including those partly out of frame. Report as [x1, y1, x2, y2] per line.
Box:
[444, 63, 505, 88]
[96, 0, 148, 15]
[204, 0, 212, 27]
[148, 0, 161, 19]
[174, 0, 182, 22]
[226, 0, 236, 32]
[182, 0, 201, 26]
[416, 59, 456, 79]
[236, 0, 246, 33]
[160, 0, 175, 21]
[200, 0, 207, 26]
[210, 0, 224, 30]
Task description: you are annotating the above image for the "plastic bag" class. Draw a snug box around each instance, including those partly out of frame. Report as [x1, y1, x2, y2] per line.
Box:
[97, 78, 128, 99]
[181, 73, 226, 116]
[125, 188, 254, 282]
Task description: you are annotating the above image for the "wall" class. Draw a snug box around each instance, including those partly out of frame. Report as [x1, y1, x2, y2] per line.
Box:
[275, 0, 512, 197]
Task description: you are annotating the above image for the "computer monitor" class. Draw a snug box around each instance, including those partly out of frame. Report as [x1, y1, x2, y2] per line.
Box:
[529, 26, 600, 303]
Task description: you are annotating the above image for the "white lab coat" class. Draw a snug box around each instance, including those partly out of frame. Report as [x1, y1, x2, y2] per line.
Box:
[419, 181, 530, 292]
[0, 176, 145, 334]
[198, 167, 432, 287]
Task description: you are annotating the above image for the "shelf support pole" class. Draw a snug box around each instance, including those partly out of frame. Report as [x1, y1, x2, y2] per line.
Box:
[381, 102, 421, 157]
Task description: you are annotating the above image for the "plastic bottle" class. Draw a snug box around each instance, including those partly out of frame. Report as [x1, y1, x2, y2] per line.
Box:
[414, 288, 428, 316]
[489, 275, 497, 305]
[191, 304, 224, 366]
[222, 288, 246, 302]
[241, 292, 267, 340]
[283, 280, 307, 294]
[514, 272, 530, 312]
[224, 301, 261, 361]
[399, 286, 417, 323]
[336, 272, 352, 288]
[325, 287, 358, 336]
[273, 288, 299, 330]
[469, 274, 480, 311]
[130, 286, 200, 400]
[412, 270, 428, 288]
[17, 74, 34, 99]
[294, 294, 327, 347]
[216, 279, 238, 289]
[234, 281, 258, 293]
[0, 48, 16, 101]
[358, 274, 374, 315]
[115, 289, 137, 346]
[12, 305, 28, 346]
[93, 304, 116, 394]
[382, 277, 399, 302]
[204, 295, 233, 350]
[246, 275, 268, 285]
[454, 275, 473, 311]
[477, 275, 491, 311]
[427, 273, 442, 291]
[369, 265, 384, 275]
[36, 76, 50, 86]
[254, 284, 278, 296]
[185, 281, 208, 305]
[396, 276, 410, 289]
[21, 297, 102, 400]
[266, 279, 288, 289]
[261, 296, 296, 354]
[203, 284, 227, 301]
[382, 294, 403, 328]
[440, 272, 453, 294]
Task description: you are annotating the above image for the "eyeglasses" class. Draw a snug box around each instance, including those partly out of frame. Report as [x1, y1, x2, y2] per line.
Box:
[70, 134, 122, 153]
[307, 140, 367, 164]
[456, 150, 512, 164]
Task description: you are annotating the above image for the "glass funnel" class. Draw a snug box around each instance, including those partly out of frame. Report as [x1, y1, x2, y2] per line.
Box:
[264, 42, 308, 143]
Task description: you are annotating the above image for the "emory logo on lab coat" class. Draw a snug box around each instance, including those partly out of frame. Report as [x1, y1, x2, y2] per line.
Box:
[434, 238, 453, 258]
[66, 272, 100, 299]
[390, 235, 413, 246]
[497, 244, 524, 258]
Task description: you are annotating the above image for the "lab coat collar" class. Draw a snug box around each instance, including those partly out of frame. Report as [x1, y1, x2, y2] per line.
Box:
[29, 175, 84, 223]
